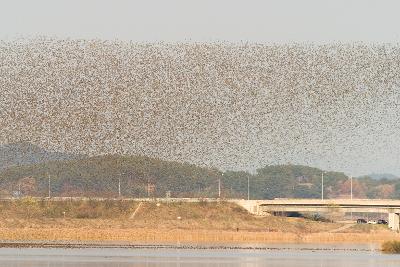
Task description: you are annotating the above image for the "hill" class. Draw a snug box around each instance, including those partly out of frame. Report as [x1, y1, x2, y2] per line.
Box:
[0, 148, 400, 199]
[0, 155, 358, 199]
[0, 154, 221, 198]
[223, 165, 349, 200]
[0, 142, 84, 170]
[363, 173, 399, 180]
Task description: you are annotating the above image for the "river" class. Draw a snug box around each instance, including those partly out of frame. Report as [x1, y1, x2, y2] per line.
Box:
[0, 244, 399, 267]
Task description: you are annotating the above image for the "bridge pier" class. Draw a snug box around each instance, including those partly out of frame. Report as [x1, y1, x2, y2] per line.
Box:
[234, 200, 263, 215]
[389, 213, 400, 231]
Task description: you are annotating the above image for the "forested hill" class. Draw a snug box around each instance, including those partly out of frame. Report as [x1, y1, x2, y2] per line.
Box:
[1, 154, 399, 199]
[0, 142, 84, 170]
[363, 173, 399, 180]
[0, 155, 221, 198]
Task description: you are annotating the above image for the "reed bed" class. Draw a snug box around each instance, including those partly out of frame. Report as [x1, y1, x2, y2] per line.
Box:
[382, 241, 400, 253]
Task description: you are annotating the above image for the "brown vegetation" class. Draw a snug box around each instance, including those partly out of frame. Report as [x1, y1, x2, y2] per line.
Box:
[382, 241, 400, 253]
[0, 199, 397, 244]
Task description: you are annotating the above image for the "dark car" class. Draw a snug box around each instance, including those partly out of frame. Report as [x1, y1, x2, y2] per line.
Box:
[377, 219, 388, 225]
[357, 218, 367, 224]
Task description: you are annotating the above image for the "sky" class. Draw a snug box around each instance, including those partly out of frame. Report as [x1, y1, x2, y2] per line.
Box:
[1, 0, 400, 177]
[1, 0, 400, 43]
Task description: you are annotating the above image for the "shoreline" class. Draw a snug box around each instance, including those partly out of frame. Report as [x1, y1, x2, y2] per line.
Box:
[0, 228, 398, 246]
[0, 240, 381, 251]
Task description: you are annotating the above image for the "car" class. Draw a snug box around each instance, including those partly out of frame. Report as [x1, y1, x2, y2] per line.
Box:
[357, 218, 367, 224]
[367, 220, 377, 225]
[377, 219, 388, 225]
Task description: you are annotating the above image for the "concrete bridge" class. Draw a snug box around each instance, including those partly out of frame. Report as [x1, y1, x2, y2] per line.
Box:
[233, 199, 400, 231]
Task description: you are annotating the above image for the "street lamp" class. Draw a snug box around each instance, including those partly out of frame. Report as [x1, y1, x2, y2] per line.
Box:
[48, 173, 51, 198]
[321, 171, 326, 200]
[349, 175, 353, 220]
[350, 175, 353, 200]
[118, 176, 121, 198]
[218, 173, 222, 198]
[118, 172, 124, 198]
[247, 176, 250, 200]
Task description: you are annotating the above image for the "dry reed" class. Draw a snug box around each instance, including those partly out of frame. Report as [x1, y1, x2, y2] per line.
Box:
[0, 228, 399, 244]
[382, 241, 400, 253]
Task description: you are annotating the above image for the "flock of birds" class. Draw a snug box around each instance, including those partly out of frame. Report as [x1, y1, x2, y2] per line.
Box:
[0, 38, 399, 176]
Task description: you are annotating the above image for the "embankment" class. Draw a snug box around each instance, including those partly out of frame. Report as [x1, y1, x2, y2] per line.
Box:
[0, 199, 397, 244]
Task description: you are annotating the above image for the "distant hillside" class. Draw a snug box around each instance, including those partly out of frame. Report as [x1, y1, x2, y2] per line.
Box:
[252, 165, 348, 199]
[0, 154, 221, 198]
[2, 156, 337, 199]
[1, 153, 400, 199]
[0, 142, 84, 170]
[362, 173, 399, 180]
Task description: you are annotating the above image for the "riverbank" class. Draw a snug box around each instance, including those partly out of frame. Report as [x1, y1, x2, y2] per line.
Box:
[0, 199, 397, 245]
[0, 227, 398, 245]
[0, 240, 382, 251]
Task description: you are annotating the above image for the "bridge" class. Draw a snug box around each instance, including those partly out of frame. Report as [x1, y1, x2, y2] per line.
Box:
[233, 199, 400, 231]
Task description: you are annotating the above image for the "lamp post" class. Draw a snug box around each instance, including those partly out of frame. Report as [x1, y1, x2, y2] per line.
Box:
[350, 175, 353, 220]
[118, 176, 121, 198]
[247, 176, 250, 200]
[118, 172, 125, 198]
[48, 173, 51, 198]
[350, 175, 353, 200]
[147, 178, 150, 198]
[218, 173, 222, 198]
[321, 172, 325, 200]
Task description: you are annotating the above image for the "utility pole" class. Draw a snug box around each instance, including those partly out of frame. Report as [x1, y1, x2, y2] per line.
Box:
[48, 173, 51, 198]
[147, 178, 150, 198]
[350, 175, 353, 220]
[118, 176, 121, 198]
[350, 176, 353, 200]
[247, 176, 250, 200]
[217, 173, 223, 199]
[218, 177, 221, 198]
[321, 172, 324, 200]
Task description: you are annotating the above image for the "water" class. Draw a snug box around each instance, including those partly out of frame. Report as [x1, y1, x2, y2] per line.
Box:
[1, 244, 400, 267]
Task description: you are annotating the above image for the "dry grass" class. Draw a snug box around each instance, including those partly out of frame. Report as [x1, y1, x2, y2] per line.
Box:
[340, 223, 389, 233]
[0, 200, 343, 232]
[0, 199, 396, 244]
[382, 241, 400, 253]
[0, 228, 398, 244]
[0, 198, 137, 219]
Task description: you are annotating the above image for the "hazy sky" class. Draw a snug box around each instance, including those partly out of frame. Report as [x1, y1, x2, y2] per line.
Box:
[1, 1, 400, 177]
[2, 0, 400, 43]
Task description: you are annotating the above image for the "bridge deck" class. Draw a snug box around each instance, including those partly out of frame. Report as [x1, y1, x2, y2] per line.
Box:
[255, 199, 400, 207]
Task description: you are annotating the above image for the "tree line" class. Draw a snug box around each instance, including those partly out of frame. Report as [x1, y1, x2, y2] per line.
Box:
[0, 155, 399, 199]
